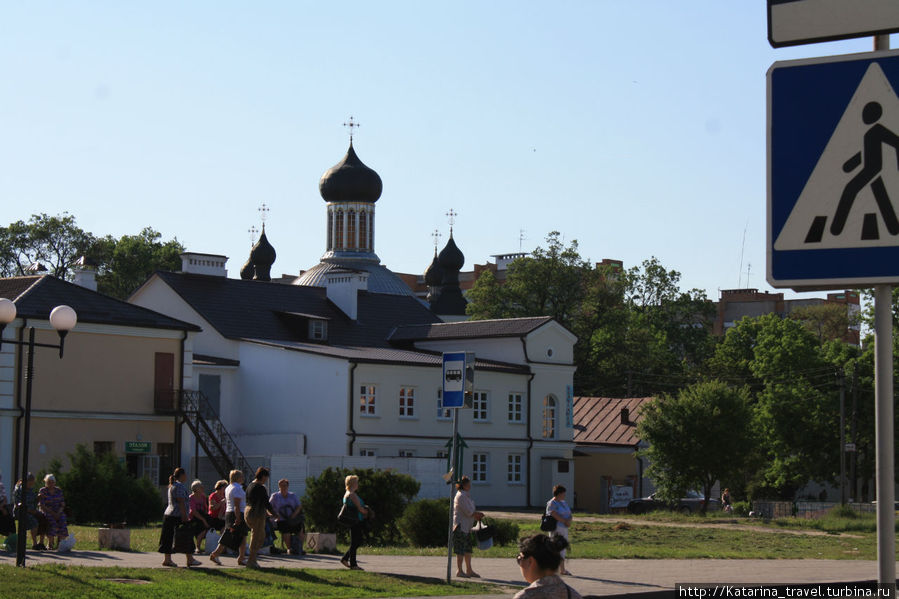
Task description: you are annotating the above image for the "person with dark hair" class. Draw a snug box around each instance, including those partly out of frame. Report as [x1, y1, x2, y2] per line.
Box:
[209, 469, 248, 566]
[244, 467, 276, 569]
[514, 534, 582, 599]
[270, 478, 304, 555]
[13, 473, 41, 550]
[452, 475, 484, 578]
[339, 474, 370, 570]
[207, 479, 228, 531]
[158, 467, 200, 567]
[545, 484, 573, 575]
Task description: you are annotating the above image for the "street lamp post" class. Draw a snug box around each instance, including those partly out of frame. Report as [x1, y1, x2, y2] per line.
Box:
[0, 298, 77, 567]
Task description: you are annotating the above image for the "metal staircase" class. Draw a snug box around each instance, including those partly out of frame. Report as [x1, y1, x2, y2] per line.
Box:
[178, 390, 253, 481]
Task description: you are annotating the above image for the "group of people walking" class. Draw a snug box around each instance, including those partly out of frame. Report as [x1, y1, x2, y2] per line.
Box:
[152, 464, 581, 596]
[0, 471, 69, 551]
[158, 467, 305, 568]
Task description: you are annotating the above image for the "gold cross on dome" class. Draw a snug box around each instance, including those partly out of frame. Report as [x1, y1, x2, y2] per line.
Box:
[258, 203, 270, 223]
[432, 228, 442, 249]
[248, 225, 258, 245]
[343, 116, 360, 142]
[445, 208, 457, 235]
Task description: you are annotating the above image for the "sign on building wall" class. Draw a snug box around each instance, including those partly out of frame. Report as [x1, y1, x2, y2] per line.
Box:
[609, 485, 634, 509]
[125, 441, 151, 454]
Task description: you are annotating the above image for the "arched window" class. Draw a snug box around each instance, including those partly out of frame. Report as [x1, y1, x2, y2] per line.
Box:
[359, 209, 368, 251]
[347, 210, 357, 250]
[335, 211, 344, 249]
[369, 212, 374, 251]
[327, 211, 334, 250]
[542, 395, 556, 439]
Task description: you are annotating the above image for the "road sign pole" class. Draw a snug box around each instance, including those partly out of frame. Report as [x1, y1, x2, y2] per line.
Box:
[446, 409, 459, 584]
[874, 285, 895, 586]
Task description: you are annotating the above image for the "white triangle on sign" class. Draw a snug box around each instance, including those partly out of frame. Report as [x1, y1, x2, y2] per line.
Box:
[774, 62, 899, 251]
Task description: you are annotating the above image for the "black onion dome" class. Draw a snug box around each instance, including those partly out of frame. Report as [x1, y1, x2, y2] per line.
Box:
[239, 257, 255, 280]
[424, 249, 445, 286]
[438, 235, 464, 271]
[319, 142, 383, 204]
[250, 229, 276, 268]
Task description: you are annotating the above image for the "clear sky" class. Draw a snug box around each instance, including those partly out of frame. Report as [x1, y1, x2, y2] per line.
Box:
[1, 2, 893, 299]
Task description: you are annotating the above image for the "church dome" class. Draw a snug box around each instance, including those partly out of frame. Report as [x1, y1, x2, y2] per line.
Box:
[424, 249, 445, 286]
[438, 235, 464, 272]
[319, 142, 383, 204]
[250, 229, 276, 268]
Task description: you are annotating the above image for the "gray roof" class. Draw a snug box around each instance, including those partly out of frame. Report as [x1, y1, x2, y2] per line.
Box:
[243, 338, 528, 373]
[0, 275, 200, 332]
[389, 316, 554, 343]
[151, 271, 439, 346]
[295, 260, 418, 297]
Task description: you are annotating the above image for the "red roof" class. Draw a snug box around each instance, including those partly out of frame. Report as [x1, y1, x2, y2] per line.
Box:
[573, 396, 654, 447]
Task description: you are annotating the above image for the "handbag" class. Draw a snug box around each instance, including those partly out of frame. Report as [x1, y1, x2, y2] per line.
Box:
[219, 527, 242, 551]
[474, 520, 493, 550]
[540, 513, 558, 532]
[173, 523, 196, 553]
[337, 502, 358, 527]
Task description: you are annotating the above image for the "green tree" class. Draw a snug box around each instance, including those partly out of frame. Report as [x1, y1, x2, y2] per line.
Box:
[95, 227, 184, 299]
[638, 380, 756, 511]
[789, 303, 855, 344]
[0, 213, 96, 279]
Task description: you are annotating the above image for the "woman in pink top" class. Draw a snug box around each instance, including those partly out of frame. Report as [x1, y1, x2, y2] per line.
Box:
[188, 480, 210, 552]
[207, 479, 227, 531]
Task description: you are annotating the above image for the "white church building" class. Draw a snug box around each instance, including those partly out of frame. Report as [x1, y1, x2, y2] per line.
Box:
[129, 139, 576, 506]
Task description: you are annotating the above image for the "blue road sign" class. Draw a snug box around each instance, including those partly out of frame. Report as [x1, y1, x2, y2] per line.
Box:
[768, 49, 899, 289]
[442, 352, 467, 408]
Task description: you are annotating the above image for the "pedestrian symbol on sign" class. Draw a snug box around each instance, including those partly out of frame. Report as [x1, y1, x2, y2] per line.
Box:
[774, 62, 899, 251]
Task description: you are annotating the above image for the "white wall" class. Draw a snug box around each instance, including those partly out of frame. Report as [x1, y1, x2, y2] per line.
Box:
[413, 338, 525, 364]
[237, 342, 348, 457]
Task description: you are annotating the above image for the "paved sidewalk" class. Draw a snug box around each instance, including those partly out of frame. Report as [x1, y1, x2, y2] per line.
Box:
[0, 549, 891, 597]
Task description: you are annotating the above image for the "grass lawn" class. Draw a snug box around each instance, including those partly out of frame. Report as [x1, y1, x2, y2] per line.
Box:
[52, 513, 891, 560]
[0, 564, 494, 599]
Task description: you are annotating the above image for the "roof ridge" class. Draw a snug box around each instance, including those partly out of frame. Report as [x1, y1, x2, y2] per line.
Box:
[11, 275, 46, 302]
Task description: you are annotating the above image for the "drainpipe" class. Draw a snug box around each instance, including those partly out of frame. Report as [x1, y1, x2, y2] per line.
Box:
[347, 362, 357, 456]
[525, 371, 535, 508]
[636, 452, 644, 497]
[175, 330, 187, 470]
[12, 318, 26, 483]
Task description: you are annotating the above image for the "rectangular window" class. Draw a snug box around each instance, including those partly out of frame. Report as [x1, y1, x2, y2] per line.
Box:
[436, 450, 448, 459]
[507, 393, 523, 423]
[309, 320, 327, 341]
[507, 454, 523, 483]
[359, 448, 376, 457]
[399, 449, 415, 457]
[399, 387, 415, 418]
[472, 391, 489, 422]
[94, 441, 114, 456]
[360, 385, 377, 416]
[157, 442, 174, 486]
[436, 389, 452, 420]
[472, 453, 488, 482]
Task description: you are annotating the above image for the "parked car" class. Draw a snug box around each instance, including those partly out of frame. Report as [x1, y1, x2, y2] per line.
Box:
[627, 490, 721, 514]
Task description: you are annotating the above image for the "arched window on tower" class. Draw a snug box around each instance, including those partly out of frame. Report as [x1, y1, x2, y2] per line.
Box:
[335, 210, 344, 250]
[369, 212, 374, 251]
[359, 209, 368, 251]
[327, 211, 334, 251]
[542, 395, 557, 440]
[347, 210, 357, 250]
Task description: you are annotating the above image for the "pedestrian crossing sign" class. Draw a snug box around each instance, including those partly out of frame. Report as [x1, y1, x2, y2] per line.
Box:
[768, 49, 899, 289]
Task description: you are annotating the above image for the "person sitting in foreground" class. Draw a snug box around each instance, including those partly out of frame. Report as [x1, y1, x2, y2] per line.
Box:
[513, 534, 582, 599]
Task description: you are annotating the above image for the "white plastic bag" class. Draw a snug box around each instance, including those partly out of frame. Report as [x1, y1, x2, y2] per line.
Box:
[57, 535, 76, 553]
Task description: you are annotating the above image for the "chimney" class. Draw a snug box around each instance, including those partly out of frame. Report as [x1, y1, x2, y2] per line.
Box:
[179, 252, 228, 277]
[620, 407, 631, 426]
[324, 270, 369, 321]
[72, 255, 98, 292]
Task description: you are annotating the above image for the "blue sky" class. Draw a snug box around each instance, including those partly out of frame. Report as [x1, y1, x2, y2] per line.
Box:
[1, 2, 892, 299]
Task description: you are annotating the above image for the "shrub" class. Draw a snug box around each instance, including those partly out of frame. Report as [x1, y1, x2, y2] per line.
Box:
[831, 504, 858, 519]
[302, 467, 420, 546]
[39, 444, 161, 525]
[733, 501, 750, 517]
[398, 498, 450, 547]
[488, 518, 520, 546]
